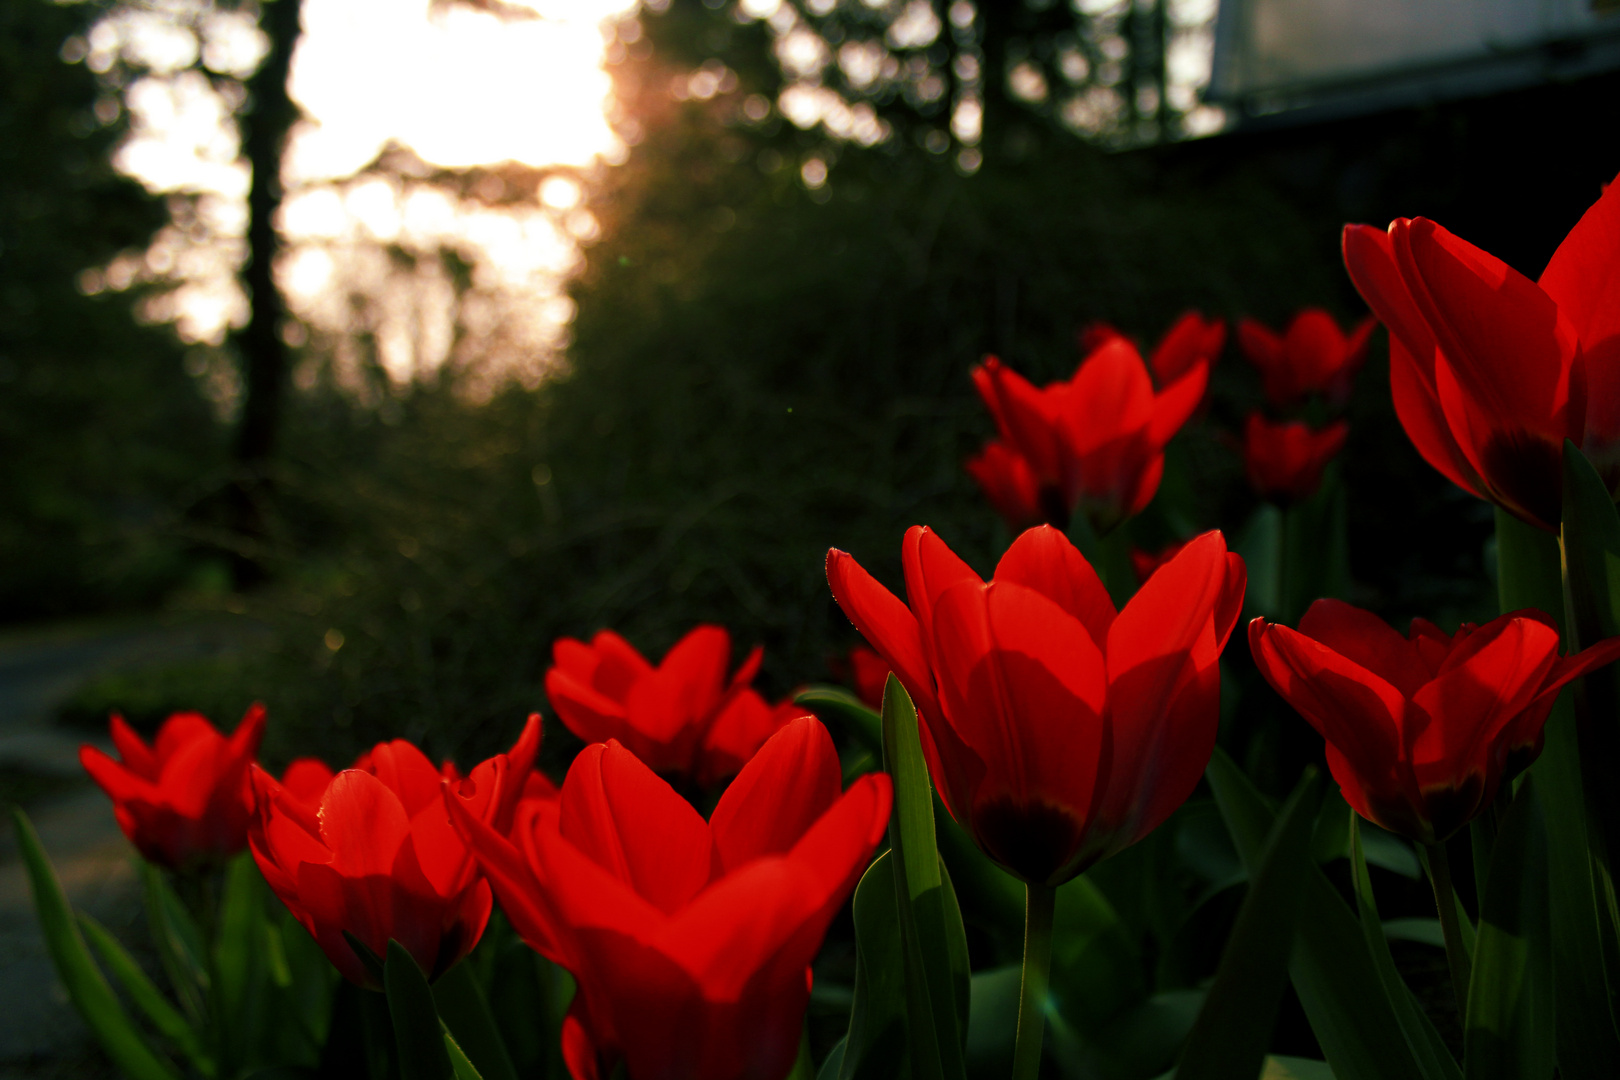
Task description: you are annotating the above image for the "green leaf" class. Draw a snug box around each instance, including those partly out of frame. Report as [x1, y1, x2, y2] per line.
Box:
[1205, 750, 1430, 1080]
[1560, 442, 1620, 1003]
[1464, 782, 1555, 1080]
[141, 861, 208, 1025]
[1382, 920, 1445, 949]
[860, 850, 957, 1076]
[1237, 504, 1284, 619]
[1099, 990, 1206, 1079]
[1262, 1057, 1336, 1080]
[795, 686, 885, 755]
[819, 1038, 848, 1080]
[11, 807, 181, 1080]
[442, 1026, 486, 1080]
[214, 852, 272, 1072]
[384, 940, 454, 1080]
[964, 965, 1020, 1079]
[79, 912, 215, 1075]
[433, 961, 519, 1080]
[1497, 504, 1620, 1079]
[838, 847, 967, 1080]
[1049, 874, 1146, 1030]
[1349, 817, 1462, 1080]
[879, 675, 969, 1080]
[1175, 770, 1321, 1080]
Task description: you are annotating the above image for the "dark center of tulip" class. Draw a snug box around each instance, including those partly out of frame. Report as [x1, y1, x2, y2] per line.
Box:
[1480, 430, 1563, 532]
[972, 796, 1084, 886]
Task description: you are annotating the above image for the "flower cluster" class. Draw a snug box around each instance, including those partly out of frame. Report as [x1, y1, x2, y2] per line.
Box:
[54, 167, 1620, 1080]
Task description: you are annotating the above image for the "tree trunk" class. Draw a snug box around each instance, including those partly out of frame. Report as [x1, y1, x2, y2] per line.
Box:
[229, 0, 302, 584]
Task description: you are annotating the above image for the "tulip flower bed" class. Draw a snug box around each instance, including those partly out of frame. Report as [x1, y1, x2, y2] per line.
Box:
[17, 174, 1620, 1080]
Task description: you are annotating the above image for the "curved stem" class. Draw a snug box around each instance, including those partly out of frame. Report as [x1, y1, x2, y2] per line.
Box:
[1426, 840, 1472, 1020]
[1012, 881, 1057, 1080]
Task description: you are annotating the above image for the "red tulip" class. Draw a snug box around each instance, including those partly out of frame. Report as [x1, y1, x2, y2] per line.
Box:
[1148, 310, 1228, 385]
[446, 716, 891, 1080]
[964, 438, 1044, 533]
[847, 646, 893, 711]
[1237, 309, 1374, 409]
[1242, 414, 1349, 503]
[827, 525, 1245, 885]
[1079, 310, 1226, 386]
[1342, 176, 1620, 531]
[545, 625, 764, 781]
[247, 716, 540, 986]
[969, 337, 1207, 535]
[80, 706, 266, 871]
[1250, 600, 1620, 843]
[697, 688, 809, 788]
[1129, 538, 1190, 585]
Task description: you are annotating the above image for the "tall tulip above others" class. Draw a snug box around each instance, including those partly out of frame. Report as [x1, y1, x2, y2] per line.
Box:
[966, 337, 1208, 536]
[828, 525, 1245, 887]
[1343, 172, 1620, 530]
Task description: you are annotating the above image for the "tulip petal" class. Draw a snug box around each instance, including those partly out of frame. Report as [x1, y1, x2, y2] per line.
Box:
[1538, 172, 1620, 351]
[966, 441, 1045, 533]
[491, 714, 543, 833]
[80, 745, 154, 805]
[974, 358, 1067, 484]
[1064, 339, 1155, 456]
[1389, 335, 1488, 499]
[930, 579, 1107, 882]
[1342, 223, 1440, 374]
[587, 630, 655, 698]
[1108, 531, 1229, 685]
[1297, 599, 1433, 698]
[1396, 218, 1581, 510]
[1147, 360, 1208, 448]
[710, 716, 843, 873]
[155, 729, 227, 820]
[1406, 618, 1561, 824]
[153, 713, 220, 763]
[992, 525, 1115, 648]
[561, 1002, 612, 1080]
[1150, 311, 1224, 385]
[1433, 356, 1565, 530]
[902, 526, 983, 669]
[558, 743, 712, 915]
[320, 770, 412, 880]
[1213, 553, 1247, 652]
[291, 862, 376, 987]
[826, 547, 939, 725]
[546, 666, 633, 746]
[782, 772, 892, 922]
[444, 780, 568, 962]
[365, 739, 445, 816]
[226, 703, 267, 762]
[529, 824, 671, 952]
[108, 714, 157, 779]
[1248, 620, 1412, 825]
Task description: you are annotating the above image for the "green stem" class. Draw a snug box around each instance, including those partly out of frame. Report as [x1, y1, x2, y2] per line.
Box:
[1011, 882, 1057, 1080]
[1426, 841, 1473, 1020]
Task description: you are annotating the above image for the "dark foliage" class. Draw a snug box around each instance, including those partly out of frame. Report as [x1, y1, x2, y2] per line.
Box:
[0, 0, 224, 621]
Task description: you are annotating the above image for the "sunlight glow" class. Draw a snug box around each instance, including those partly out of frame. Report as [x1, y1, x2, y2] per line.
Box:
[84, 0, 636, 394]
